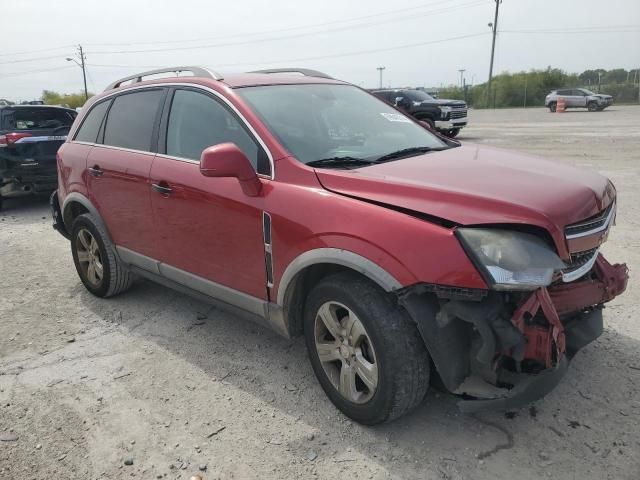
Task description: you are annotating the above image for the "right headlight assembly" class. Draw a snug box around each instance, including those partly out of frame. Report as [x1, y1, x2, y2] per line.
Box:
[456, 228, 566, 291]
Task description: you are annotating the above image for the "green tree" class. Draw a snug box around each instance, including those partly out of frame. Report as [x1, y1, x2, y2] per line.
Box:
[41, 90, 93, 109]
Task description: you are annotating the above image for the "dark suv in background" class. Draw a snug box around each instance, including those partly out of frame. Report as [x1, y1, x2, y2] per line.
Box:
[0, 105, 76, 209]
[372, 88, 467, 138]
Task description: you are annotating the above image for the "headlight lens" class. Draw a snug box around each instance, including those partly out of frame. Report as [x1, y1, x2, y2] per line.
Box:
[457, 228, 565, 290]
[439, 106, 452, 118]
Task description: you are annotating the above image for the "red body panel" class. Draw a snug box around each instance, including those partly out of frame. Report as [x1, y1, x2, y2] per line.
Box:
[315, 144, 616, 260]
[85, 146, 157, 259]
[149, 156, 267, 299]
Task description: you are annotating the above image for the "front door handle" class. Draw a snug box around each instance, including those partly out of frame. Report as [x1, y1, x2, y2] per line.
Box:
[88, 165, 103, 177]
[151, 182, 172, 195]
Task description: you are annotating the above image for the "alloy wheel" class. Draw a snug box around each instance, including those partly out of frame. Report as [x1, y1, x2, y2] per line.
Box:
[313, 301, 378, 404]
[75, 228, 104, 287]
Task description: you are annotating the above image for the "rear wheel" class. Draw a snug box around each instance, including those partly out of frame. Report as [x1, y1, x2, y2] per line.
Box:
[548, 102, 557, 112]
[304, 272, 430, 425]
[587, 102, 598, 112]
[71, 213, 133, 297]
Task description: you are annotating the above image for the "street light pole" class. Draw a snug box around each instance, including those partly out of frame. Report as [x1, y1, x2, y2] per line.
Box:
[458, 69, 466, 88]
[67, 45, 88, 100]
[79, 45, 88, 101]
[487, 0, 501, 108]
[376, 66, 386, 89]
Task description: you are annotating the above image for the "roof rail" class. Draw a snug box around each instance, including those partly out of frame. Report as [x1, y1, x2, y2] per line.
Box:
[105, 66, 223, 91]
[249, 68, 333, 80]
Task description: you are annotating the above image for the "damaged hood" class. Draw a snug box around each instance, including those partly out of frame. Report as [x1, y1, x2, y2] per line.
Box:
[315, 144, 615, 252]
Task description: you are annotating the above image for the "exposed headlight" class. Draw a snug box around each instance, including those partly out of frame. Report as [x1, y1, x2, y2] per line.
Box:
[456, 228, 565, 291]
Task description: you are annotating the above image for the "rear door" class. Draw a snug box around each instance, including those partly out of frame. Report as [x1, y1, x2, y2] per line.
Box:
[86, 88, 166, 259]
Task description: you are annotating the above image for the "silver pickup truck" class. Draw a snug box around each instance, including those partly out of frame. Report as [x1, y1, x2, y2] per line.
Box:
[545, 88, 613, 112]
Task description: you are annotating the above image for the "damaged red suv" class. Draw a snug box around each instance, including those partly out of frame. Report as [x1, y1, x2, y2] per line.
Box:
[52, 67, 628, 424]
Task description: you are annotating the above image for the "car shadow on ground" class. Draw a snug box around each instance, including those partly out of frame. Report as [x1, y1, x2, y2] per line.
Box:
[79, 277, 640, 478]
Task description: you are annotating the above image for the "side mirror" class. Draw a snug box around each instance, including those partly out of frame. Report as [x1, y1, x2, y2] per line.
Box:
[200, 143, 262, 197]
[394, 97, 405, 107]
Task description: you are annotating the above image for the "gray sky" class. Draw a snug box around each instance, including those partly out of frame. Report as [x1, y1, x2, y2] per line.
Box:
[1, 0, 639, 101]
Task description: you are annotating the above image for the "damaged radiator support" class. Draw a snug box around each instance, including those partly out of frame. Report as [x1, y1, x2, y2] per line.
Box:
[398, 254, 629, 411]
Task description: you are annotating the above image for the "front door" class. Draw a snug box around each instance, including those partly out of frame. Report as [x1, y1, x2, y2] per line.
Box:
[149, 87, 269, 300]
[87, 88, 166, 259]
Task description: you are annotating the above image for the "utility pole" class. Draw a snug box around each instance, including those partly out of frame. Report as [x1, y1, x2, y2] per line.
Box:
[458, 69, 466, 88]
[487, 0, 501, 108]
[376, 67, 386, 89]
[66, 45, 89, 100]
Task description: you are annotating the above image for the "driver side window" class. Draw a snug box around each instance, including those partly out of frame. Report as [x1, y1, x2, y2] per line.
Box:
[166, 89, 268, 174]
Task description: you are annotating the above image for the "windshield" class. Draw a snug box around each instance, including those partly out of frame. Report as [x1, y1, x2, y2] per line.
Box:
[0, 108, 76, 132]
[581, 89, 596, 96]
[404, 90, 435, 102]
[237, 84, 448, 165]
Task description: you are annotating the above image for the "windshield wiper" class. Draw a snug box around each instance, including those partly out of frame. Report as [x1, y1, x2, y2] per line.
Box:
[306, 156, 376, 169]
[374, 146, 445, 163]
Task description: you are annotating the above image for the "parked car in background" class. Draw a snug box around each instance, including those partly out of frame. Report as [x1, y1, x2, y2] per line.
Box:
[371, 88, 467, 138]
[52, 66, 627, 425]
[0, 105, 77, 209]
[545, 88, 613, 112]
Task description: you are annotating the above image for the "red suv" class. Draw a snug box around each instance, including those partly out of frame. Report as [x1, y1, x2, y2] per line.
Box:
[52, 67, 628, 424]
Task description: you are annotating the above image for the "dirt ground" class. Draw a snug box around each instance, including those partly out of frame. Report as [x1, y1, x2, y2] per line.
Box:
[1, 105, 639, 480]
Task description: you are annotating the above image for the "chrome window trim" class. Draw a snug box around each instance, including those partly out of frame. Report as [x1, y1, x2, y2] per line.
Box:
[565, 202, 616, 240]
[92, 143, 156, 157]
[562, 248, 599, 283]
[68, 82, 275, 179]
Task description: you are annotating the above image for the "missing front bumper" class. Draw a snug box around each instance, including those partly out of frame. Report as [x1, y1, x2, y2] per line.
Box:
[399, 254, 628, 412]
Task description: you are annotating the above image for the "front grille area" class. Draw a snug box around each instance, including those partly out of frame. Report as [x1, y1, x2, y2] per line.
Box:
[563, 248, 598, 274]
[565, 202, 614, 237]
[450, 107, 467, 119]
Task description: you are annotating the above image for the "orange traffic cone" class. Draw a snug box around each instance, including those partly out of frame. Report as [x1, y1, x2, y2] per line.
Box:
[556, 97, 566, 113]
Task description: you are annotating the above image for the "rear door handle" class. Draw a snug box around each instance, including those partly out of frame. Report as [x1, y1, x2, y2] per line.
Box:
[88, 165, 103, 177]
[151, 182, 172, 195]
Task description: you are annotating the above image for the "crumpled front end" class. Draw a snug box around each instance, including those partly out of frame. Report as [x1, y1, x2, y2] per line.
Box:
[400, 254, 628, 412]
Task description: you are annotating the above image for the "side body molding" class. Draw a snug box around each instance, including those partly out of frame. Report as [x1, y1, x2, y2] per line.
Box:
[276, 248, 403, 306]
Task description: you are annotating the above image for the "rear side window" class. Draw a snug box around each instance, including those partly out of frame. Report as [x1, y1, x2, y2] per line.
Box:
[166, 89, 265, 173]
[103, 90, 164, 151]
[75, 101, 110, 143]
[1, 108, 76, 131]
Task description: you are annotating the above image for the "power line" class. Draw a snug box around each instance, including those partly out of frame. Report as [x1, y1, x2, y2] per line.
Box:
[0, 65, 76, 79]
[0, 44, 76, 58]
[85, 0, 487, 55]
[83, 0, 471, 48]
[86, 32, 489, 73]
[0, 54, 72, 66]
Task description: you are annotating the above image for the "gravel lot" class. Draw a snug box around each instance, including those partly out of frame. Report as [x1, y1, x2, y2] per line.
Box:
[1, 105, 639, 480]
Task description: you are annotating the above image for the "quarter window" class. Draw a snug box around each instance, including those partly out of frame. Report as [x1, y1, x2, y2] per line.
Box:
[166, 89, 265, 173]
[75, 100, 110, 143]
[103, 90, 164, 151]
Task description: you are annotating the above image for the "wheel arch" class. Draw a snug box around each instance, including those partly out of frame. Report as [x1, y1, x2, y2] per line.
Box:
[62, 193, 113, 245]
[276, 248, 402, 337]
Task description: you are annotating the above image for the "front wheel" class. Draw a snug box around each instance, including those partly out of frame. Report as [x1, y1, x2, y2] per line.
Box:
[548, 102, 557, 112]
[587, 102, 599, 112]
[445, 128, 460, 138]
[304, 272, 430, 425]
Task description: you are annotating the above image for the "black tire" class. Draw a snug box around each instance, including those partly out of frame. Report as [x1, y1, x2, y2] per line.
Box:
[587, 102, 598, 112]
[71, 213, 133, 297]
[548, 102, 557, 112]
[304, 272, 430, 425]
[445, 128, 460, 138]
